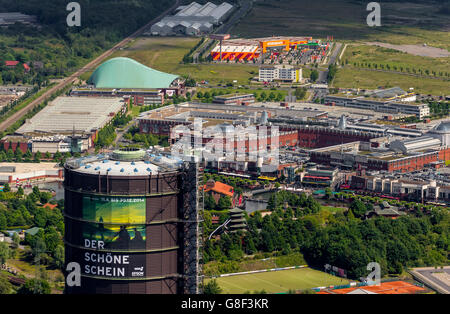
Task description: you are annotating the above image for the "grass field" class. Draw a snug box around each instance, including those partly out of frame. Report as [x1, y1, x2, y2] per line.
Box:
[107, 37, 258, 85]
[333, 67, 450, 96]
[342, 45, 450, 76]
[321, 206, 347, 213]
[206, 267, 349, 294]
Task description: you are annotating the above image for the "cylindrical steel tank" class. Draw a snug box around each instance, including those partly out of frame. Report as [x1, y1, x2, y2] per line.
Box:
[64, 149, 188, 294]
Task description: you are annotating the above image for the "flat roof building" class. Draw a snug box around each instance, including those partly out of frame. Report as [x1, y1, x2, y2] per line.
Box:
[0, 162, 62, 184]
[16, 96, 126, 136]
[149, 2, 234, 36]
[325, 95, 430, 119]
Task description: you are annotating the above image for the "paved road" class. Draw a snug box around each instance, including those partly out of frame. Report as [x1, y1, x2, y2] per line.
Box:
[317, 42, 342, 84]
[410, 267, 450, 294]
[0, 0, 181, 132]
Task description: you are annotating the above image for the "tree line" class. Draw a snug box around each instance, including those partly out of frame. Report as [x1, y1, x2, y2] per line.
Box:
[202, 190, 449, 279]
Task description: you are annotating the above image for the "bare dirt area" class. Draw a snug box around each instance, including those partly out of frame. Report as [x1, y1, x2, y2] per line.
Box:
[365, 42, 450, 58]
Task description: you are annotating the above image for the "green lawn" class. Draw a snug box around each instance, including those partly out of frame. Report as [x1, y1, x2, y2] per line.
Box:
[341, 45, 450, 78]
[321, 206, 347, 213]
[206, 267, 349, 294]
[333, 67, 450, 96]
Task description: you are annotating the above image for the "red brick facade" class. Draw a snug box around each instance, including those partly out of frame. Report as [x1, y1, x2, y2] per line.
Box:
[1, 141, 29, 154]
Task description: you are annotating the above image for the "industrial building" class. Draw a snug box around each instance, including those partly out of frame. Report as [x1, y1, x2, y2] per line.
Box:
[0, 162, 63, 184]
[369, 87, 417, 102]
[71, 88, 166, 106]
[309, 122, 450, 173]
[16, 96, 126, 140]
[213, 93, 255, 105]
[149, 2, 235, 36]
[325, 95, 430, 119]
[1, 134, 90, 154]
[64, 148, 202, 294]
[259, 65, 302, 83]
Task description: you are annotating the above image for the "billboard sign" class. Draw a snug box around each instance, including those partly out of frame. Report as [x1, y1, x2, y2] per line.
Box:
[80, 196, 147, 278]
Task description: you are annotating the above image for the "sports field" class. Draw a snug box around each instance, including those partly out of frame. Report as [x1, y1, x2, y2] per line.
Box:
[206, 267, 349, 294]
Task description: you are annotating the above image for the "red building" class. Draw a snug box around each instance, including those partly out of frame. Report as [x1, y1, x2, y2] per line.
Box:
[0, 137, 30, 154]
[287, 126, 378, 149]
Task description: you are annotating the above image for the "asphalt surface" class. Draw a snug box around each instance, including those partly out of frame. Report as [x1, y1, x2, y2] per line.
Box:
[412, 267, 450, 294]
[317, 42, 342, 84]
[0, 0, 181, 132]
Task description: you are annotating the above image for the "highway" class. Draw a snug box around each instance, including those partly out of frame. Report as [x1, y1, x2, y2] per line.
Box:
[0, 0, 180, 132]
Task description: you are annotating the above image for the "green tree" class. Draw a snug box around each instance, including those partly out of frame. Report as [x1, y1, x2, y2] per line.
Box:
[15, 148, 23, 162]
[12, 232, 20, 249]
[310, 70, 319, 82]
[0, 212, 7, 230]
[54, 245, 64, 269]
[324, 188, 333, 200]
[294, 87, 307, 100]
[0, 276, 12, 294]
[17, 278, 51, 294]
[0, 242, 10, 264]
[218, 196, 232, 210]
[17, 186, 24, 197]
[349, 199, 367, 218]
[34, 151, 41, 163]
[3, 183, 11, 193]
[203, 279, 222, 294]
[204, 194, 217, 210]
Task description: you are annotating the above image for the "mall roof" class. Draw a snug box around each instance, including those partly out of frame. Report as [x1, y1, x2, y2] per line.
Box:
[16, 96, 125, 135]
[88, 57, 179, 89]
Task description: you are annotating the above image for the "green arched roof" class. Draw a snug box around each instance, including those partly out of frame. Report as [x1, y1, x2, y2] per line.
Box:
[88, 57, 179, 89]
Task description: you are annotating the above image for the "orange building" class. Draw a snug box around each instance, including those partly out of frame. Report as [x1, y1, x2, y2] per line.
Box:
[202, 180, 236, 206]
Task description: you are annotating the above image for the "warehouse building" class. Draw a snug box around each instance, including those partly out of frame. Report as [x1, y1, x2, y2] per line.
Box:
[324, 95, 430, 119]
[149, 2, 234, 36]
[16, 96, 127, 143]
